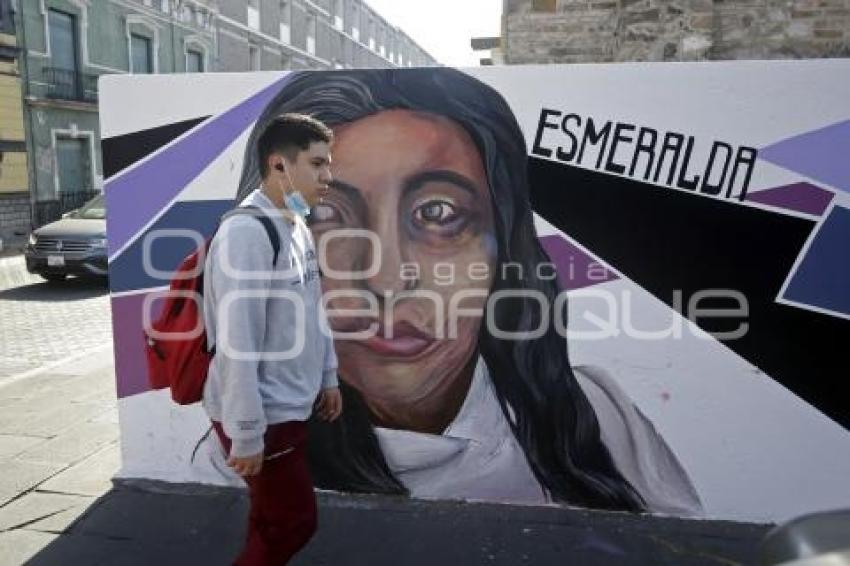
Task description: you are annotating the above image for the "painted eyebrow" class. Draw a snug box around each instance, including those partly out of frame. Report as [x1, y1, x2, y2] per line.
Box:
[328, 169, 480, 206]
[404, 170, 479, 197]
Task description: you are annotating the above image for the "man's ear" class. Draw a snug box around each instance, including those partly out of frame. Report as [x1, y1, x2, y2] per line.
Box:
[267, 153, 286, 175]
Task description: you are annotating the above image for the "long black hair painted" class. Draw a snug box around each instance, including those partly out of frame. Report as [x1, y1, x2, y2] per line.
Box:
[236, 68, 645, 512]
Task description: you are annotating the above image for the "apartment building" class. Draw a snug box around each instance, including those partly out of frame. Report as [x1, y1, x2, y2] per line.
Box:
[217, 0, 435, 71]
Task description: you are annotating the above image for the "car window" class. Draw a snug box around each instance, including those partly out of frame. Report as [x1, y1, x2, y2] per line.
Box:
[76, 195, 106, 220]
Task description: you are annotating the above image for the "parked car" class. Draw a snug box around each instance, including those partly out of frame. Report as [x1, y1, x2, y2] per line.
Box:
[25, 193, 107, 282]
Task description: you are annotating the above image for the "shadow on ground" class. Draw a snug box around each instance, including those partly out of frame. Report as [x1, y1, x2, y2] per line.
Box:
[27, 481, 772, 566]
[0, 277, 108, 302]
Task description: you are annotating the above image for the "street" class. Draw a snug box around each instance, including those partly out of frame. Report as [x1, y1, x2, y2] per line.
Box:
[0, 256, 112, 382]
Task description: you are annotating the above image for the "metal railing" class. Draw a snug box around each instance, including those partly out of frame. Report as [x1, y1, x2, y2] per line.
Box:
[42, 67, 99, 103]
[33, 190, 100, 228]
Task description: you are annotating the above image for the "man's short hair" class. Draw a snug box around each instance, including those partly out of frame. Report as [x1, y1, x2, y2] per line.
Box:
[257, 113, 333, 177]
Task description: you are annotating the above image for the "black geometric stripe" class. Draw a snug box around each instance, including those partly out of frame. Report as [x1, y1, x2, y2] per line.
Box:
[102, 116, 209, 179]
[528, 157, 849, 429]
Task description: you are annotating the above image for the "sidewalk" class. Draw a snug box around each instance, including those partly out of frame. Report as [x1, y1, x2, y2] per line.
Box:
[0, 350, 773, 565]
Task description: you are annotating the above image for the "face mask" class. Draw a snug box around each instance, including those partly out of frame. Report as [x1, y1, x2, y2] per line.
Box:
[284, 190, 311, 218]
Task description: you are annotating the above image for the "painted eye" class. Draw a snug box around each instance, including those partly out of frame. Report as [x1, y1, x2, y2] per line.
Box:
[413, 200, 458, 225]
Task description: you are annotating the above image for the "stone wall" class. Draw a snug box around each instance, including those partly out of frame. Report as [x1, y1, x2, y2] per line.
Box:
[503, 0, 850, 64]
[0, 193, 31, 250]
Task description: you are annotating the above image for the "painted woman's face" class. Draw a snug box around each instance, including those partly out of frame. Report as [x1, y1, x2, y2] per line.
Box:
[310, 109, 496, 430]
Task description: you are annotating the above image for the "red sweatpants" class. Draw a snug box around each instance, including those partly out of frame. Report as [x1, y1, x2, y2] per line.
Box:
[212, 421, 317, 566]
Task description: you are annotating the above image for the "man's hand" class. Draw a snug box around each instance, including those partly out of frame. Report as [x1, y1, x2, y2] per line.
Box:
[315, 387, 343, 421]
[227, 452, 264, 477]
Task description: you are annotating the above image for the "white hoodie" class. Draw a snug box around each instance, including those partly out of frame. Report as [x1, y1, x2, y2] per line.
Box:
[202, 189, 338, 458]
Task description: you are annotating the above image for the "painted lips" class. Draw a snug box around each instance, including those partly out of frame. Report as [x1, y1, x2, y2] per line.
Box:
[333, 319, 435, 358]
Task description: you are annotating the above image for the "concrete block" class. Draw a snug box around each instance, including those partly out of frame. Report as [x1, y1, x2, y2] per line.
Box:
[0, 529, 57, 565]
[0, 491, 93, 532]
[0, 460, 64, 506]
[0, 400, 114, 438]
[16, 420, 119, 467]
[25, 504, 93, 534]
[0, 434, 43, 459]
[38, 443, 120, 497]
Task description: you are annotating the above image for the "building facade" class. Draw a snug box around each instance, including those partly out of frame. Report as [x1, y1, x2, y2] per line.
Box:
[216, 0, 435, 71]
[11, 0, 435, 237]
[0, 0, 28, 247]
[15, 0, 218, 229]
[500, 0, 850, 64]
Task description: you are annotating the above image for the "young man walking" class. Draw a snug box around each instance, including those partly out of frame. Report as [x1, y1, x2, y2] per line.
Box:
[202, 114, 342, 565]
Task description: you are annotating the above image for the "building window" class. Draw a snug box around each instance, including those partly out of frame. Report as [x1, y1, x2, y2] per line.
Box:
[368, 18, 375, 50]
[48, 9, 78, 72]
[280, 1, 291, 43]
[186, 49, 203, 72]
[249, 44, 260, 70]
[351, 3, 359, 42]
[56, 137, 91, 196]
[160, 0, 169, 13]
[131, 34, 153, 74]
[306, 15, 317, 56]
[247, 0, 260, 30]
[334, 0, 344, 30]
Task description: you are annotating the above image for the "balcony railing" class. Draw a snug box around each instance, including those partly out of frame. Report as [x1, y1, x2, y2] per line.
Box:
[42, 67, 99, 103]
[33, 190, 99, 228]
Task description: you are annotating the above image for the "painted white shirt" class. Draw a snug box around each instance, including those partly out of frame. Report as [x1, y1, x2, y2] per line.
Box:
[374, 357, 703, 516]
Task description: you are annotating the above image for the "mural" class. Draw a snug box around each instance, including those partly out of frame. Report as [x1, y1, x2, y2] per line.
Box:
[101, 62, 850, 523]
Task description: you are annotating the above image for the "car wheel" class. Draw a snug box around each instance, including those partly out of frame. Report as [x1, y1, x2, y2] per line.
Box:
[41, 273, 67, 283]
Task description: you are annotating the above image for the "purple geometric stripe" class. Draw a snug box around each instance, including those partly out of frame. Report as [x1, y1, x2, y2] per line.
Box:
[760, 120, 850, 195]
[106, 75, 291, 258]
[112, 292, 160, 399]
[746, 182, 834, 217]
[539, 234, 618, 290]
[782, 206, 850, 319]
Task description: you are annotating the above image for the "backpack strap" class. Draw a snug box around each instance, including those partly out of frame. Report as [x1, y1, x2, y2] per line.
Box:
[220, 205, 281, 266]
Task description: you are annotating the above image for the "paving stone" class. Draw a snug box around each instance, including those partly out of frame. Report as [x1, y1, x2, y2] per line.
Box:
[0, 492, 93, 532]
[0, 460, 64, 507]
[17, 420, 119, 467]
[26, 501, 96, 535]
[38, 443, 120, 497]
[0, 401, 114, 438]
[24, 532, 148, 566]
[0, 434, 43, 460]
[0, 528, 57, 565]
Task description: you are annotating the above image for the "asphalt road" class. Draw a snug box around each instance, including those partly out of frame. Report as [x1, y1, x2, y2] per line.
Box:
[0, 256, 112, 382]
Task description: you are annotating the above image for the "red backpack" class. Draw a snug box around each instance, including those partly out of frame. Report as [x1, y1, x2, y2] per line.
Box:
[144, 205, 281, 405]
